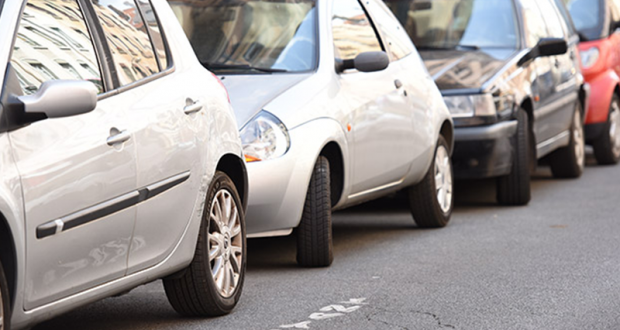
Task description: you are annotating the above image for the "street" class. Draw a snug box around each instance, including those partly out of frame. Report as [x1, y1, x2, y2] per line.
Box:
[35, 153, 620, 330]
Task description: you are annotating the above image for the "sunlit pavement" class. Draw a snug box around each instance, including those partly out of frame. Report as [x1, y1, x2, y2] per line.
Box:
[34, 151, 620, 330]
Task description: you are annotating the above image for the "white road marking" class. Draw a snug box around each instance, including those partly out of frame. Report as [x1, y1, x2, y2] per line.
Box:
[274, 298, 367, 329]
[341, 298, 367, 305]
[309, 312, 343, 320]
[319, 305, 361, 313]
[279, 321, 311, 329]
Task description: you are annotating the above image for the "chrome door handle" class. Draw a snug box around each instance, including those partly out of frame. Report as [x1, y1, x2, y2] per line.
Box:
[394, 79, 403, 89]
[107, 128, 130, 146]
[184, 98, 203, 115]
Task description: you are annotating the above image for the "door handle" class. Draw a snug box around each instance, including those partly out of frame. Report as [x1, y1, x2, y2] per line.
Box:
[107, 128, 130, 146]
[394, 79, 403, 89]
[554, 59, 561, 68]
[184, 98, 203, 115]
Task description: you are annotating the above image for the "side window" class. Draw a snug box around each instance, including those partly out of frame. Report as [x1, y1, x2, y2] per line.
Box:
[10, 0, 103, 95]
[90, 0, 160, 86]
[553, 0, 577, 36]
[520, 0, 550, 47]
[137, 1, 168, 69]
[332, 0, 383, 61]
[536, 0, 567, 39]
[367, 2, 413, 61]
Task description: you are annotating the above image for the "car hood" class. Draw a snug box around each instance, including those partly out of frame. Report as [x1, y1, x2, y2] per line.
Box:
[419, 48, 517, 93]
[219, 73, 312, 129]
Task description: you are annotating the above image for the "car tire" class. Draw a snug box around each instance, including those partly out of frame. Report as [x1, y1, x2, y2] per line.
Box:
[549, 104, 585, 178]
[408, 135, 453, 228]
[593, 95, 620, 165]
[497, 109, 531, 206]
[164, 171, 246, 317]
[0, 261, 10, 330]
[296, 156, 333, 268]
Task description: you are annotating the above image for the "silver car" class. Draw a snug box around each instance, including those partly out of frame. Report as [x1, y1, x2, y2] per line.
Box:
[0, 0, 247, 329]
[170, 0, 454, 267]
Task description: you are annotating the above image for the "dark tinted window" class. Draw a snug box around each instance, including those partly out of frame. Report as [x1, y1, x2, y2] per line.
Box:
[563, 0, 606, 40]
[11, 0, 103, 94]
[332, 0, 383, 60]
[91, 0, 160, 86]
[169, 0, 317, 73]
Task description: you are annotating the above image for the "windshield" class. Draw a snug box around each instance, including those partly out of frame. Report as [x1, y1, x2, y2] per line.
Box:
[168, 0, 317, 73]
[563, 0, 604, 40]
[385, 0, 519, 50]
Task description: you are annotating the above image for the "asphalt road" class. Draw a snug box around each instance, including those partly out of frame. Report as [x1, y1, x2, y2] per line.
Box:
[34, 153, 620, 330]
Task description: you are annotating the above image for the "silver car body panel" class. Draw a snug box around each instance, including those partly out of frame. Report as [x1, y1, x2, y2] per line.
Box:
[220, 0, 452, 236]
[0, 0, 244, 328]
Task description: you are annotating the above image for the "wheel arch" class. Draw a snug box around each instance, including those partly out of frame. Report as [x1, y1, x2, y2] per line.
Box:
[439, 120, 454, 154]
[216, 154, 248, 211]
[0, 213, 17, 309]
[319, 142, 344, 207]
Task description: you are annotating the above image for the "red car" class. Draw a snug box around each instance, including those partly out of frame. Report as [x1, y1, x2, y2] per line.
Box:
[564, 0, 620, 164]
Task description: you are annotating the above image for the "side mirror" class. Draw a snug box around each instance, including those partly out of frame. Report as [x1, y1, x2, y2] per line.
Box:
[518, 38, 568, 67]
[337, 51, 390, 73]
[17, 80, 97, 119]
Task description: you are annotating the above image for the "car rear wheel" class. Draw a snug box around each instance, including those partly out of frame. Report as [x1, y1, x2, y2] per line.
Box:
[296, 156, 333, 267]
[497, 109, 531, 206]
[0, 261, 10, 330]
[164, 171, 246, 316]
[593, 95, 620, 165]
[408, 135, 453, 228]
[549, 104, 585, 178]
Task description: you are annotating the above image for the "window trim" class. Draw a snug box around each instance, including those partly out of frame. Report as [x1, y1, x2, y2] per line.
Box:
[332, 0, 386, 65]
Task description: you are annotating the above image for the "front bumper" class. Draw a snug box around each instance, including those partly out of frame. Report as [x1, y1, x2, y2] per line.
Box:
[452, 120, 517, 179]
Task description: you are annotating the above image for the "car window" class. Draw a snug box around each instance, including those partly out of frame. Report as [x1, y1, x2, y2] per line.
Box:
[552, 0, 577, 37]
[10, 0, 103, 95]
[368, 1, 414, 61]
[332, 0, 383, 61]
[90, 0, 160, 86]
[536, 0, 566, 39]
[137, 1, 168, 70]
[563, 0, 606, 40]
[384, 0, 519, 50]
[610, 0, 620, 34]
[168, 0, 317, 73]
[521, 0, 550, 47]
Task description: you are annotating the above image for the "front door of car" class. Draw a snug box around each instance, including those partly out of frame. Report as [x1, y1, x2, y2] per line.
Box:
[332, 0, 415, 195]
[87, 0, 204, 273]
[7, 0, 137, 310]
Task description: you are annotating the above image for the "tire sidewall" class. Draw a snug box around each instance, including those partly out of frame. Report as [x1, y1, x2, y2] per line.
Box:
[571, 104, 586, 173]
[432, 136, 454, 221]
[202, 172, 247, 312]
[0, 262, 10, 330]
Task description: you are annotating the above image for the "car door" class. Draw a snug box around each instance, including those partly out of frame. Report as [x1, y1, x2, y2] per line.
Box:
[332, 0, 415, 196]
[87, 0, 204, 273]
[6, 0, 137, 310]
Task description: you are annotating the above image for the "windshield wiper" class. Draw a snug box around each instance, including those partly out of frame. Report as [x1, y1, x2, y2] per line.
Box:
[201, 62, 288, 73]
[456, 44, 480, 50]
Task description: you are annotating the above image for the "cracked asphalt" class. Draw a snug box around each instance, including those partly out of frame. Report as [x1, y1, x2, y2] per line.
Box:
[35, 155, 620, 330]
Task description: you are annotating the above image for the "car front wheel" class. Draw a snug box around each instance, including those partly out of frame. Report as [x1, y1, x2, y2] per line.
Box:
[497, 109, 531, 206]
[164, 171, 246, 316]
[0, 261, 10, 330]
[296, 156, 333, 267]
[593, 95, 620, 165]
[408, 135, 453, 228]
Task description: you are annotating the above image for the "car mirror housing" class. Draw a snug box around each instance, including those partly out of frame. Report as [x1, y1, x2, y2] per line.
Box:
[518, 38, 568, 67]
[17, 80, 98, 119]
[337, 51, 390, 73]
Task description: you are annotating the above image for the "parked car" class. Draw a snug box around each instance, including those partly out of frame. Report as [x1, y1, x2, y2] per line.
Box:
[0, 0, 248, 328]
[169, 0, 454, 267]
[386, 0, 590, 205]
[563, 0, 620, 164]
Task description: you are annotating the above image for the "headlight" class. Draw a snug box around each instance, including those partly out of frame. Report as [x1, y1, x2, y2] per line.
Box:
[240, 111, 290, 162]
[580, 47, 600, 69]
[443, 94, 497, 118]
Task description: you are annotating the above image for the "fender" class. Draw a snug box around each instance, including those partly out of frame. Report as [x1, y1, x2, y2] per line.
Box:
[585, 69, 619, 124]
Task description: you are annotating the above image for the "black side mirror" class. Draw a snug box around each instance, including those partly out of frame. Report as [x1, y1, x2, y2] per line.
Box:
[337, 51, 390, 73]
[518, 38, 568, 66]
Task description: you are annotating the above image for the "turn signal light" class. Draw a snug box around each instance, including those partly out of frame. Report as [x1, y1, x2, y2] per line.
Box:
[245, 155, 261, 163]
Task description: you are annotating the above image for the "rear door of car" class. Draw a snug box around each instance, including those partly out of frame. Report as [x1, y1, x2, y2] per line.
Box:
[332, 0, 415, 196]
[6, 0, 137, 310]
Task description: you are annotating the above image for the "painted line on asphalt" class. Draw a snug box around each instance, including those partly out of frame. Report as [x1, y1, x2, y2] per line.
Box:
[271, 298, 367, 329]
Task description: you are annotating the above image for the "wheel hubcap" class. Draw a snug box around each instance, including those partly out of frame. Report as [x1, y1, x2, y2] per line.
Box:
[434, 145, 453, 214]
[609, 101, 620, 158]
[208, 189, 243, 298]
[574, 110, 585, 170]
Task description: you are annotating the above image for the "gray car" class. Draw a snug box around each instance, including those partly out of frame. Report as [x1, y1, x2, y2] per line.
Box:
[170, 0, 454, 267]
[0, 0, 247, 328]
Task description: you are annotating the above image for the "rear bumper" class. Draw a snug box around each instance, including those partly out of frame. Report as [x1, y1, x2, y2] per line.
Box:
[452, 121, 517, 179]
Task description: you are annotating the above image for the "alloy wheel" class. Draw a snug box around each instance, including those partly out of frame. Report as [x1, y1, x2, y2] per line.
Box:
[574, 110, 585, 170]
[208, 189, 243, 298]
[434, 145, 453, 213]
[609, 100, 620, 159]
